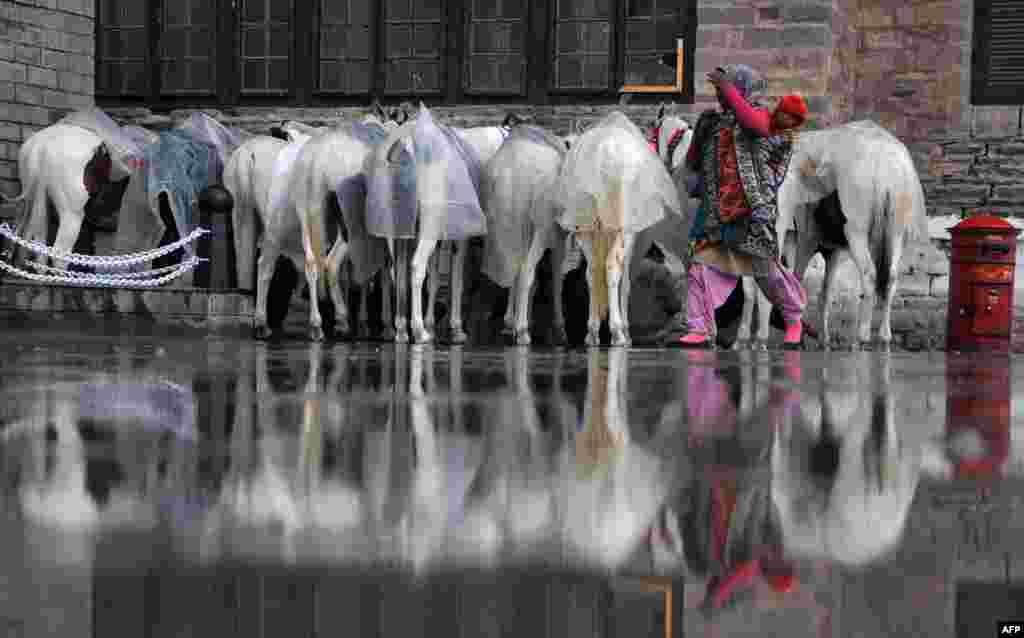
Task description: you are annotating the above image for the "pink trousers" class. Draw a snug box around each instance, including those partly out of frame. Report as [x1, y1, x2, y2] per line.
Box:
[686, 261, 807, 335]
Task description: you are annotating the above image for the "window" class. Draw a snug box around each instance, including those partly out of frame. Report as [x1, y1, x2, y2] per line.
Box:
[971, 0, 1024, 105]
[95, 0, 697, 108]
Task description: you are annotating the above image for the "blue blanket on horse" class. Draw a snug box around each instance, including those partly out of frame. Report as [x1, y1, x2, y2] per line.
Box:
[142, 129, 219, 241]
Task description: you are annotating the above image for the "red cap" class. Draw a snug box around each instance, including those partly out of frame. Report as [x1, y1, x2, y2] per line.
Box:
[776, 94, 808, 120]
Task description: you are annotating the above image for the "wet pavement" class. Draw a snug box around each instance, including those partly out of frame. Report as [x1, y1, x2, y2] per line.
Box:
[0, 330, 1022, 637]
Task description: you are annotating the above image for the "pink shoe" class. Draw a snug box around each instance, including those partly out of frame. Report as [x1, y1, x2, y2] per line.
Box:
[783, 320, 802, 350]
[671, 332, 712, 348]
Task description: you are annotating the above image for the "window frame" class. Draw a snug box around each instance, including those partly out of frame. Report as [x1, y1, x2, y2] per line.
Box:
[970, 0, 1024, 106]
[94, 0, 697, 109]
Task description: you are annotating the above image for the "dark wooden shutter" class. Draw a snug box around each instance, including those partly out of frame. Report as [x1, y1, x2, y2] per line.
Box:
[382, 0, 444, 95]
[159, 0, 217, 95]
[239, 0, 293, 95]
[317, 0, 375, 94]
[551, 0, 613, 91]
[621, 0, 681, 86]
[972, 0, 1024, 105]
[463, 0, 527, 96]
[96, 0, 152, 97]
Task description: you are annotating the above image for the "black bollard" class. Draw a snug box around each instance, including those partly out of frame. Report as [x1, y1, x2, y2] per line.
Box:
[195, 184, 236, 289]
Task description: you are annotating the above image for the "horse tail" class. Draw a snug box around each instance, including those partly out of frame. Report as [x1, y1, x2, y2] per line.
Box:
[302, 171, 330, 302]
[590, 230, 612, 320]
[875, 192, 892, 301]
[587, 184, 625, 321]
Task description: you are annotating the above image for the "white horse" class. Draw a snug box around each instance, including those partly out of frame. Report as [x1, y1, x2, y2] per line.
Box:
[0, 114, 135, 268]
[367, 104, 511, 344]
[552, 112, 682, 346]
[255, 108, 406, 341]
[773, 122, 933, 350]
[480, 124, 574, 345]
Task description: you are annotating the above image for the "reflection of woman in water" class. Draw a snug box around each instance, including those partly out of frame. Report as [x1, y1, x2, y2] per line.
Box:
[650, 352, 803, 613]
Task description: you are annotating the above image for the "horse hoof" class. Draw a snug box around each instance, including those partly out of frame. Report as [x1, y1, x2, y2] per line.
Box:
[732, 339, 748, 351]
[515, 330, 531, 346]
[309, 325, 325, 342]
[394, 330, 409, 344]
[551, 326, 567, 346]
[585, 333, 601, 347]
[450, 330, 468, 345]
[753, 341, 768, 352]
[413, 328, 434, 344]
[335, 319, 351, 339]
[255, 325, 273, 340]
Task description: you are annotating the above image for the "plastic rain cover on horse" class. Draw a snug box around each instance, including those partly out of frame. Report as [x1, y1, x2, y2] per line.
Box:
[554, 112, 680, 236]
[59, 108, 151, 176]
[175, 112, 251, 170]
[480, 125, 567, 288]
[335, 121, 392, 284]
[365, 106, 487, 241]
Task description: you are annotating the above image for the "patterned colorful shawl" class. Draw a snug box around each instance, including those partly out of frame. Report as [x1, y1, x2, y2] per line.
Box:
[690, 64, 798, 261]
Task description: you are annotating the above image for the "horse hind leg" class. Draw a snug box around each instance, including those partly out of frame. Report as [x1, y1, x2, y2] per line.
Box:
[254, 243, 282, 340]
[576, 238, 601, 346]
[612, 231, 636, 347]
[380, 263, 396, 341]
[410, 236, 439, 344]
[734, 277, 757, 350]
[424, 243, 441, 335]
[752, 283, 773, 350]
[875, 226, 906, 351]
[391, 239, 410, 343]
[842, 229, 878, 350]
[514, 230, 548, 346]
[47, 184, 87, 271]
[820, 249, 846, 352]
[448, 240, 469, 344]
[549, 229, 569, 346]
[324, 237, 351, 338]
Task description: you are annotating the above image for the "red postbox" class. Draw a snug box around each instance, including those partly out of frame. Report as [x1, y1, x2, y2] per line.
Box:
[946, 214, 1021, 352]
[945, 355, 1011, 481]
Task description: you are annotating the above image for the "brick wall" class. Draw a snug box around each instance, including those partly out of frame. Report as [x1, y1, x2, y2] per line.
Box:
[0, 0, 95, 198]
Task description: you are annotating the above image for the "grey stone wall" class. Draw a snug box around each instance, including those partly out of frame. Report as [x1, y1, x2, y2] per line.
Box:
[0, 0, 95, 198]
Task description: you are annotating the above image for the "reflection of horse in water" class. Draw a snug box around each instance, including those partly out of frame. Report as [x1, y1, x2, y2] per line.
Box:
[1, 374, 199, 571]
[771, 354, 927, 566]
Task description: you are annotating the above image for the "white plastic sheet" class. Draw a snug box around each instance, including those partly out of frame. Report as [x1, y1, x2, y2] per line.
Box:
[480, 125, 566, 288]
[365, 106, 487, 241]
[554, 112, 681, 235]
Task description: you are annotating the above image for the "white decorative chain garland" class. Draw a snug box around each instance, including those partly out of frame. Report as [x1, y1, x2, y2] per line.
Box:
[0, 223, 209, 271]
[0, 255, 205, 288]
[28, 259, 190, 279]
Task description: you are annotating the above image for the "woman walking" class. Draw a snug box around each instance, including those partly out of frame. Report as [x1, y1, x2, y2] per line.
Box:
[673, 64, 808, 349]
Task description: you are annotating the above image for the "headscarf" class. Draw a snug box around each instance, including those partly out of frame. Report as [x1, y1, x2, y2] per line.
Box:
[718, 64, 768, 107]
